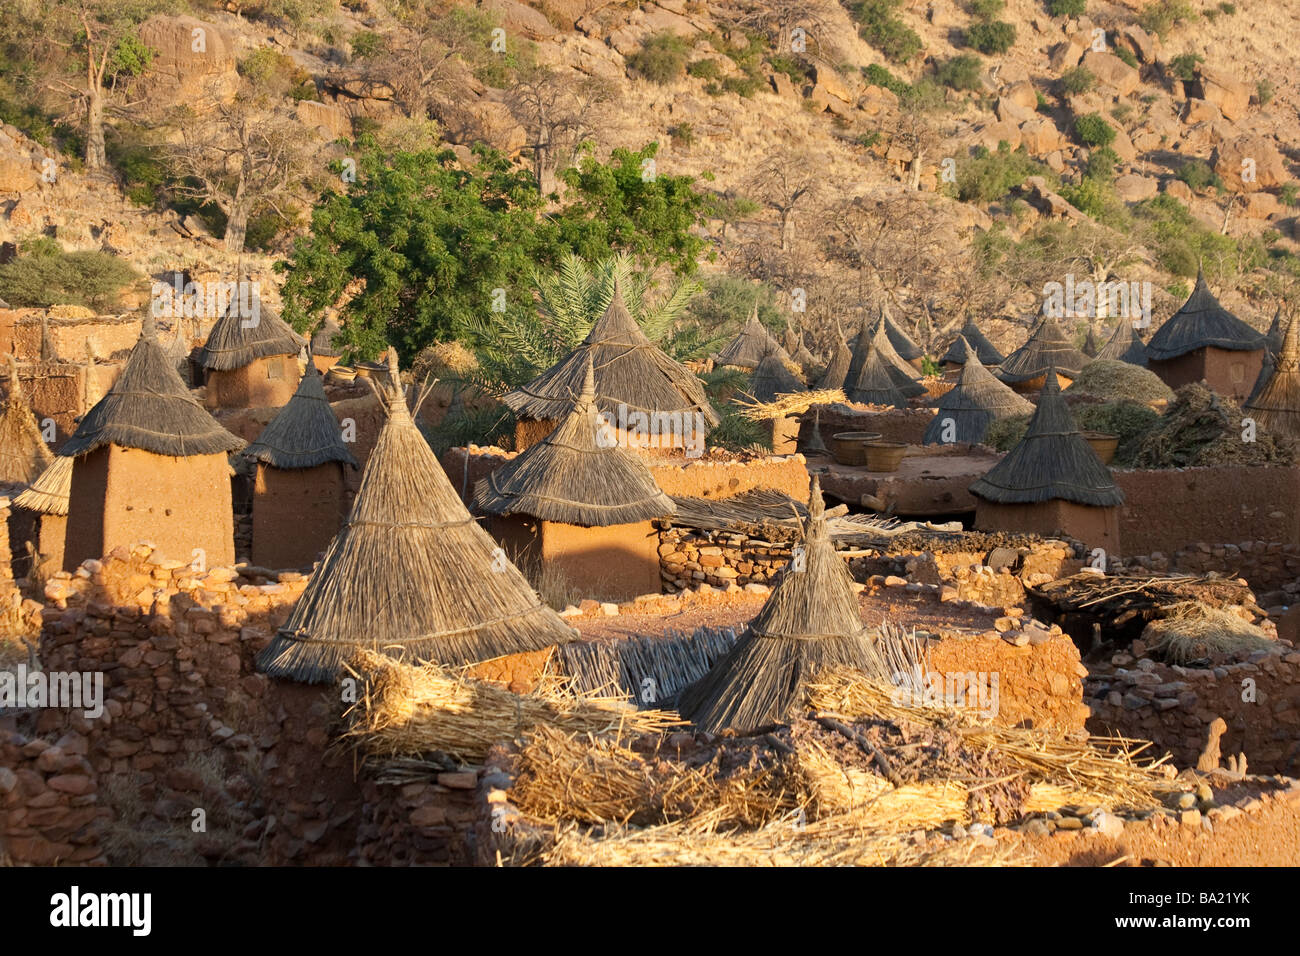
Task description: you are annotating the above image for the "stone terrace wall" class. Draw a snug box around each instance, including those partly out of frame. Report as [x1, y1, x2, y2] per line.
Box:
[354, 766, 487, 866]
[0, 727, 107, 865]
[6, 311, 142, 362]
[1121, 542, 1300, 606]
[1086, 644, 1300, 775]
[1114, 465, 1300, 556]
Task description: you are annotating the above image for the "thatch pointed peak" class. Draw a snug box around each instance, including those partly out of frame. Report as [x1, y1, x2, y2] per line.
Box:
[715, 304, 789, 370]
[1245, 312, 1300, 443]
[872, 305, 923, 361]
[854, 319, 925, 401]
[970, 366, 1124, 507]
[1097, 319, 1149, 367]
[744, 349, 806, 404]
[817, 334, 852, 390]
[310, 317, 343, 358]
[14, 454, 71, 516]
[242, 358, 358, 472]
[942, 318, 1004, 367]
[1148, 272, 1265, 360]
[60, 320, 244, 460]
[0, 355, 53, 485]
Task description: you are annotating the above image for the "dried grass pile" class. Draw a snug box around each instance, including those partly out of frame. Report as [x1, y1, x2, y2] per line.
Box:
[1141, 602, 1276, 664]
[1069, 359, 1174, 404]
[736, 388, 846, 422]
[1133, 383, 1293, 467]
[411, 340, 479, 384]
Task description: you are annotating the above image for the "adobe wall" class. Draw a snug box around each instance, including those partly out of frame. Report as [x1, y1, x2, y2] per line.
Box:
[800, 405, 936, 447]
[6, 311, 141, 363]
[513, 417, 555, 451]
[1149, 346, 1264, 403]
[975, 500, 1121, 555]
[541, 518, 661, 602]
[205, 354, 299, 410]
[251, 461, 348, 570]
[1114, 465, 1300, 556]
[64, 446, 235, 571]
[1085, 644, 1300, 775]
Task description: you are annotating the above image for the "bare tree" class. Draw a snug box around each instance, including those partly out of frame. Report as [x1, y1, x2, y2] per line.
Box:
[507, 67, 612, 196]
[748, 148, 820, 253]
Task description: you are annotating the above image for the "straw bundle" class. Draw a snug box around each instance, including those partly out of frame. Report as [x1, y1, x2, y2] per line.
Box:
[241, 361, 359, 471]
[0, 356, 53, 484]
[677, 477, 890, 734]
[14, 455, 72, 516]
[941, 318, 1004, 367]
[969, 370, 1125, 507]
[195, 294, 306, 371]
[1146, 270, 1265, 362]
[342, 649, 683, 763]
[715, 306, 791, 370]
[257, 349, 577, 683]
[736, 388, 846, 422]
[997, 316, 1089, 383]
[817, 335, 852, 390]
[795, 742, 969, 829]
[1141, 602, 1276, 664]
[922, 349, 1034, 444]
[60, 316, 246, 459]
[476, 358, 675, 527]
[1096, 320, 1149, 367]
[741, 351, 807, 404]
[1244, 313, 1300, 443]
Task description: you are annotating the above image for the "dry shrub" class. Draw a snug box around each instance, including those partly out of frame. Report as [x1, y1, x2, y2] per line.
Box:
[1143, 602, 1275, 664]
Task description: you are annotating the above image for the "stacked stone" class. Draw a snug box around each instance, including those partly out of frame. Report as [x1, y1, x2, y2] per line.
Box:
[1120, 541, 1300, 605]
[0, 728, 108, 865]
[355, 767, 485, 866]
[657, 528, 796, 591]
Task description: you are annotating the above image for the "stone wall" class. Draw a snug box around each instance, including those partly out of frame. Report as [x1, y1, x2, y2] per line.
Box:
[2, 309, 141, 362]
[1121, 541, 1300, 607]
[0, 727, 107, 865]
[354, 766, 487, 866]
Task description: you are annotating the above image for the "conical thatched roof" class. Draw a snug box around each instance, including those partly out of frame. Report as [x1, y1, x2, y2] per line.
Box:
[744, 350, 806, 404]
[504, 286, 719, 427]
[970, 370, 1124, 507]
[258, 349, 576, 683]
[817, 335, 852, 390]
[941, 318, 1004, 367]
[14, 455, 72, 516]
[242, 362, 358, 471]
[0, 357, 53, 485]
[782, 324, 799, 356]
[1147, 271, 1265, 361]
[997, 316, 1089, 383]
[858, 320, 926, 401]
[848, 338, 909, 408]
[1096, 320, 1149, 367]
[793, 342, 817, 370]
[475, 359, 675, 526]
[1245, 314, 1300, 443]
[872, 308, 923, 361]
[1248, 308, 1287, 403]
[715, 306, 790, 370]
[922, 347, 1033, 444]
[1265, 308, 1285, 355]
[310, 318, 343, 358]
[195, 294, 307, 371]
[1082, 326, 1099, 358]
[163, 318, 194, 386]
[60, 317, 245, 459]
[677, 477, 885, 735]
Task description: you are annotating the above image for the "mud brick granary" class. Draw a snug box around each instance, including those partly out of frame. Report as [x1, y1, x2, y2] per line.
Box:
[196, 293, 306, 409]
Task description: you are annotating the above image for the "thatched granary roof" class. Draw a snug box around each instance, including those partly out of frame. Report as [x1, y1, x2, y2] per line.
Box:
[14, 455, 72, 516]
[858, 321, 926, 400]
[744, 351, 806, 404]
[1248, 308, 1287, 403]
[1147, 271, 1265, 361]
[997, 316, 1089, 383]
[848, 337, 909, 408]
[922, 347, 1034, 444]
[871, 309, 923, 361]
[242, 362, 358, 471]
[942, 319, 1004, 367]
[793, 342, 817, 371]
[715, 306, 790, 370]
[196, 294, 307, 371]
[1245, 314, 1300, 443]
[677, 477, 884, 735]
[475, 359, 675, 527]
[1096, 320, 1149, 367]
[0, 357, 53, 485]
[970, 370, 1124, 507]
[310, 318, 343, 358]
[1082, 326, 1099, 358]
[258, 349, 576, 683]
[817, 335, 852, 390]
[60, 316, 245, 459]
[504, 286, 719, 427]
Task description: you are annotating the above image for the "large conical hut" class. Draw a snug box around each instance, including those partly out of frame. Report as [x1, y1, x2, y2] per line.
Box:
[61, 316, 246, 571]
[241, 361, 358, 569]
[715, 305, 790, 370]
[1096, 319, 1149, 367]
[941, 318, 1004, 369]
[847, 335, 909, 408]
[851, 320, 926, 402]
[817, 333, 852, 390]
[258, 349, 576, 683]
[970, 369, 1124, 551]
[504, 285, 719, 452]
[309, 318, 344, 374]
[0, 356, 53, 487]
[1244, 314, 1300, 444]
[476, 359, 675, 602]
[1146, 270, 1265, 402]
[793, 341, 818, 374]
[195, 292, 306, 409]
[12, 455, 71, 579]
[922, 345, 1034, 444]
[997, 316, 1090, 391]
[872, 308, 924, 371]
[677, 477, 885, 734]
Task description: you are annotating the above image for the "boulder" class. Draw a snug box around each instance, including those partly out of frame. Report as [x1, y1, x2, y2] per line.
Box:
[1005, 81, 1039, 111]
[1049, 40, 1085, 72]
[975, 119, 1023, 152]
[1213, 134, 1288, 192]
[1183, 98, 1222, 126]
[1114, 173, 1158, 201]
[811, 64, 855, 104]
[1109, 124, 1137, 162]
[1187, 66, 1250, 121]
[138, 15, 238, 108]
[480, 0, 559, 39]
[997, 96, 1035, 124]
[859, 84, 899, 115]
[0, 156, 37, 194]
[1164, 179, 1193, 201]
[770, 71, 796, 98]
[295, 100, 352, 140]
[1082, 51, 1140, 97]
[1240, 192, 1284, 220]
[1022, 175, 1084, 220]
[1115, 25, 1161, 65]
[1019, 117, 1065, 155]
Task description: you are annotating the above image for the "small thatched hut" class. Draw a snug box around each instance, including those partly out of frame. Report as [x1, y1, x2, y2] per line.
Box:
[941, 318, 1004, 369]
[1082, 326, 1099, 358]
[922, 345, 1034, 444]
[1244, 315, 1300, 444]
[0, 356, 53, 486]
[817, 334, 852, 390]
[241, 362, 358, 569]
[852, 321, 926, 401]
[309, 318, 344, 374]
[1096, 320, 1149, 367]
[504, 286, 719, 451]
[476, 359, 675, 602]
[258, 349, 575, 683]
[1146, 271, 1265, 402]
[12, 455, 71, 578]
[715, 306, 790, 370]
[677, 477, 884, 734]
[61, 316, 246, 571]
[848, 336, 909, 408]
[997, 316, 1090, 391]
[872, 308, 924, 371]
[196, 294, 306, 409]
[970, 370, 1124, 551]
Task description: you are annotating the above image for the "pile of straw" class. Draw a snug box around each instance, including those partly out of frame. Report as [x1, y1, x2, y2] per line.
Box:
[0, 355, 53, 485]
[736, 388, 846, 421]
[1142, 602, 1276, 664]
[1134, 383, 1293, 467]
[1069, 359, 1173, 404]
